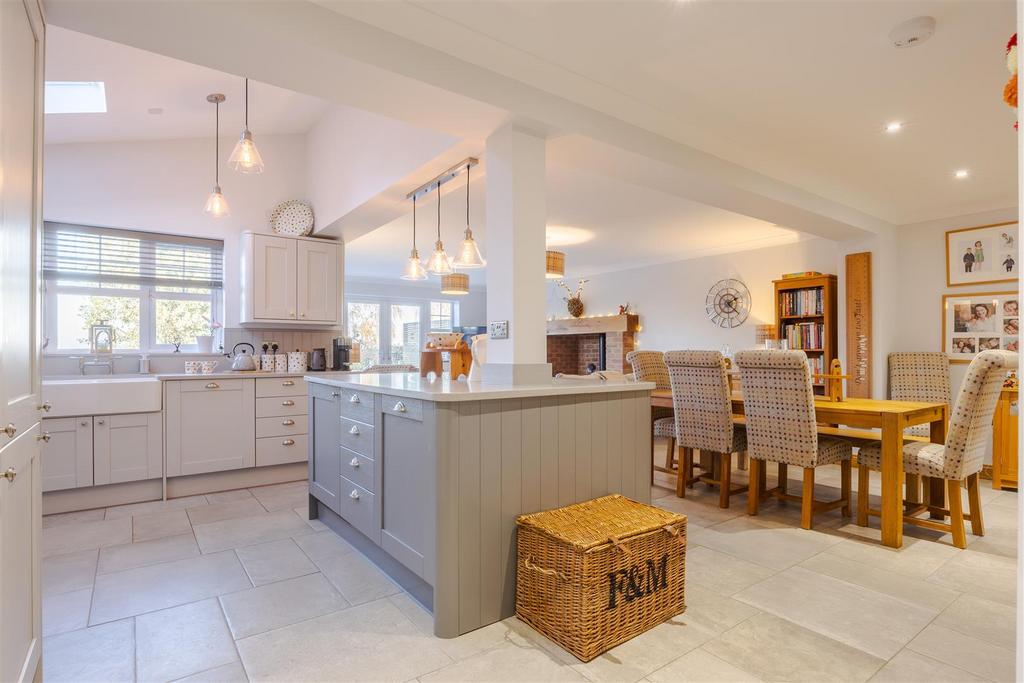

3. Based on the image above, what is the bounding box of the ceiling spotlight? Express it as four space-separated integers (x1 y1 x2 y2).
954 169 970 179
884 122 902 133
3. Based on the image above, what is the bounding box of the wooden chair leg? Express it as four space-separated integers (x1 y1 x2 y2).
906 474 921 505
719 452 731 509
758 459 767 497
856 465 869 527
665 437 676 472
841 459 851 517
736 451 748 471
946 478 967 549
800 467 815 530
676 447 691 498
966 473 985 537
778 463 788 495
747 458 761 516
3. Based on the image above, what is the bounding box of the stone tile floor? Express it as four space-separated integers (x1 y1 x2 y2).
41 456 1018 682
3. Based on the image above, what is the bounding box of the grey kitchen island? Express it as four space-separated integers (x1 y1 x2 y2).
304 371 655 638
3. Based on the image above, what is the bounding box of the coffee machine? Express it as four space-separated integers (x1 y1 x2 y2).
331 336 352 371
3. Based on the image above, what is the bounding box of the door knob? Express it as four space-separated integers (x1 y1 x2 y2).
349 457 360 468
81 420 89 427
36 432 51 442
349 395 360 404
2 424 16 438
2 468 16 482
96 419 105 426
349 425 359 435
349 490 360 500
38 401 52 412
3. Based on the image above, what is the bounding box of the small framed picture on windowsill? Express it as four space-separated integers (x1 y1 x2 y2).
945 221 1018 287
942 291 1019 363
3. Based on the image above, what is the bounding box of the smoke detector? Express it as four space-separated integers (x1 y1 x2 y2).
889 16 936 48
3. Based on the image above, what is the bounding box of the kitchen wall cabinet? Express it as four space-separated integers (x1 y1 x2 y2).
240 231 340 327
165 379 255 476
94 413 162 486
41 417 92 492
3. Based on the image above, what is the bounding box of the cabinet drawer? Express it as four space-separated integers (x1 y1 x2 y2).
382 395 423 422
256 415 308 438
179 378 250 393
256 376 306 398
339 416 374 457
340 477 376 540
256 396 307 418
339 388 374 424
256 434 308 467
340 447 374 492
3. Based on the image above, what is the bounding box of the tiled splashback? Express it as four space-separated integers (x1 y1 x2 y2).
42 327 342 376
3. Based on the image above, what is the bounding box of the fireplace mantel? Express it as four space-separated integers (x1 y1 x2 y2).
546 314 639 336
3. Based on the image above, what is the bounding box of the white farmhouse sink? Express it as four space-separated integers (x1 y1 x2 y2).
42 375 162 417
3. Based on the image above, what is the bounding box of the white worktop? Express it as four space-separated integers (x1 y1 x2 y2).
304 372 654 402
153 371 310 381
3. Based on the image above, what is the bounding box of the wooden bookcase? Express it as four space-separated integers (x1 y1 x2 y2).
773 274 838 395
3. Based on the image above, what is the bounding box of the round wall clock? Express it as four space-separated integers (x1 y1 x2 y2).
706 279 751 328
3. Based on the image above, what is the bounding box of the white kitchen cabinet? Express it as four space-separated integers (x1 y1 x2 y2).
165 379 255 476
40 417 92 492
240 231 340 326
94 412 162 486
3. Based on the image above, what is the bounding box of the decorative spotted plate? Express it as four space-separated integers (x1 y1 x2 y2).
269 200 314 236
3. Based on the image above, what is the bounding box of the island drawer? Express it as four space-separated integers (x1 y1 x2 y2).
340 447 374 492
339 388 374 424
340 477 377 540
340 416 374 457
256 415 308 438
256 377 306 398
382 395 423 422
256 434 308 467
256 396 306 418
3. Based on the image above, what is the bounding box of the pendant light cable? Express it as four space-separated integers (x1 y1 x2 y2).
413 195 417 247
215 98 220 187
436 181 442 242
244 78 249 130
466 164 470 230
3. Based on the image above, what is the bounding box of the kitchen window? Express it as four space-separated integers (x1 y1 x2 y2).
345 296 460 370
42 222 224 353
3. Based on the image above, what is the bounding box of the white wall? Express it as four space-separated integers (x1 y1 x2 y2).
43 134 313 327
345 276 486 328
547 237 840 353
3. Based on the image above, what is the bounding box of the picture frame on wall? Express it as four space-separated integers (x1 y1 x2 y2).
942 291 1018 363
945 221 1018 287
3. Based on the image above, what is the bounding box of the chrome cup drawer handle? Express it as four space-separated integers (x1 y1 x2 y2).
349 425 360 435
281 419 295 426
282 380 295 386
281 400 295 406
282 439 295 446
349 489 360 500
205 382 220 389
349 457 360 468
393 401 407 413
349 395 360 404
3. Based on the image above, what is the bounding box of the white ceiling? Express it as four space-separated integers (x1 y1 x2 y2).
345 162 801 279
44 27 330 144
326 0 1018 225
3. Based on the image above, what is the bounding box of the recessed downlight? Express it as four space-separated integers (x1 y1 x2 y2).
954 169 970 179
884 121 903 133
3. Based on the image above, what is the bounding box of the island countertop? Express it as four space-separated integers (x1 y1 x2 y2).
303 371 654 401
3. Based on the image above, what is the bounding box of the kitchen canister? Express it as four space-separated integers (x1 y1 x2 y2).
261 354 275 372
184 360 202 375
274 353 288 373
287 351 308 374
201 360 218 374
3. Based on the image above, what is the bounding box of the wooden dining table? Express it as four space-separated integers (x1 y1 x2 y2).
651 389 948 548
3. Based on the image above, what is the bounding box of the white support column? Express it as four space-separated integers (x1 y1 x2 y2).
482 127 551 384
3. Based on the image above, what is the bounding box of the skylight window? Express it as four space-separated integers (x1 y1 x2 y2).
44 81 107 114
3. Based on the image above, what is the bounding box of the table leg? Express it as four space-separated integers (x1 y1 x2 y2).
929 409 948 519
880 413 904 548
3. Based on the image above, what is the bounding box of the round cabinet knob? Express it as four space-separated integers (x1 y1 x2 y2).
349 395 360 404
38 401 52 412
282 439 295 446
330 392 340 398
349 457 360 468
349 490 360 500
2 467 16 482
96 420 105 426
80 420 89 427
36 432 51 442
2 424 16 438
348 425 360 435
393 401 407 413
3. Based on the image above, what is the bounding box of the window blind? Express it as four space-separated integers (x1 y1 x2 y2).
43 222 224 289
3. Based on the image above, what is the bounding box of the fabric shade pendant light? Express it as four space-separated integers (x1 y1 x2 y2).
452 163 485 269
228 78 265 174
440 272 469 295
546 250 565 279
401 195 428 280
426 181 453 275
203 93 230 218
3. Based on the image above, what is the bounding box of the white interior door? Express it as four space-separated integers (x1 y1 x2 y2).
296 239 337 322
253 234 296 320
0 1 44 681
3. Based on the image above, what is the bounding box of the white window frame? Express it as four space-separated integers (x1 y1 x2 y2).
344 295 461 368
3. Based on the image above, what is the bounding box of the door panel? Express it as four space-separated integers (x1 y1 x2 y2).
165 380 255 476
94 412 161 485
309 384 341 513
253 234 296 320
40 416 92 492
296 240 337 322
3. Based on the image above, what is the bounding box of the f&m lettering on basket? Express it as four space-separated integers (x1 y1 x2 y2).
607 553 669 610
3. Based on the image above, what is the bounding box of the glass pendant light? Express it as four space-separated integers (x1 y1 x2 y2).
401 196 428 280
452 163 486 269
426 181 453 275
228 78 265 174
203 93 230 218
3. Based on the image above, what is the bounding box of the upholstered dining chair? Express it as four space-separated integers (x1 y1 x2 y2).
857 349 1016 548
735 349 853 529
665 351 748 508
889 352 952 437
625 350 677 480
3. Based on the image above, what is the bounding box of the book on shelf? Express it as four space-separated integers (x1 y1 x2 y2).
807 355 824 380
779 288 824 316
782 321 824 351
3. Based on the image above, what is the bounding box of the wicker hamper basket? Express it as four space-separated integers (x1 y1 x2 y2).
515 494 687 662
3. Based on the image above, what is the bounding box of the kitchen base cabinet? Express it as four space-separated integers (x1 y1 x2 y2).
165 379 255 476
380 408 431 578
41 417 92 492
308 382 341 513
94 412 162 486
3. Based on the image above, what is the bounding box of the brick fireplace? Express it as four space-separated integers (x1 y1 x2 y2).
546 314 639 376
